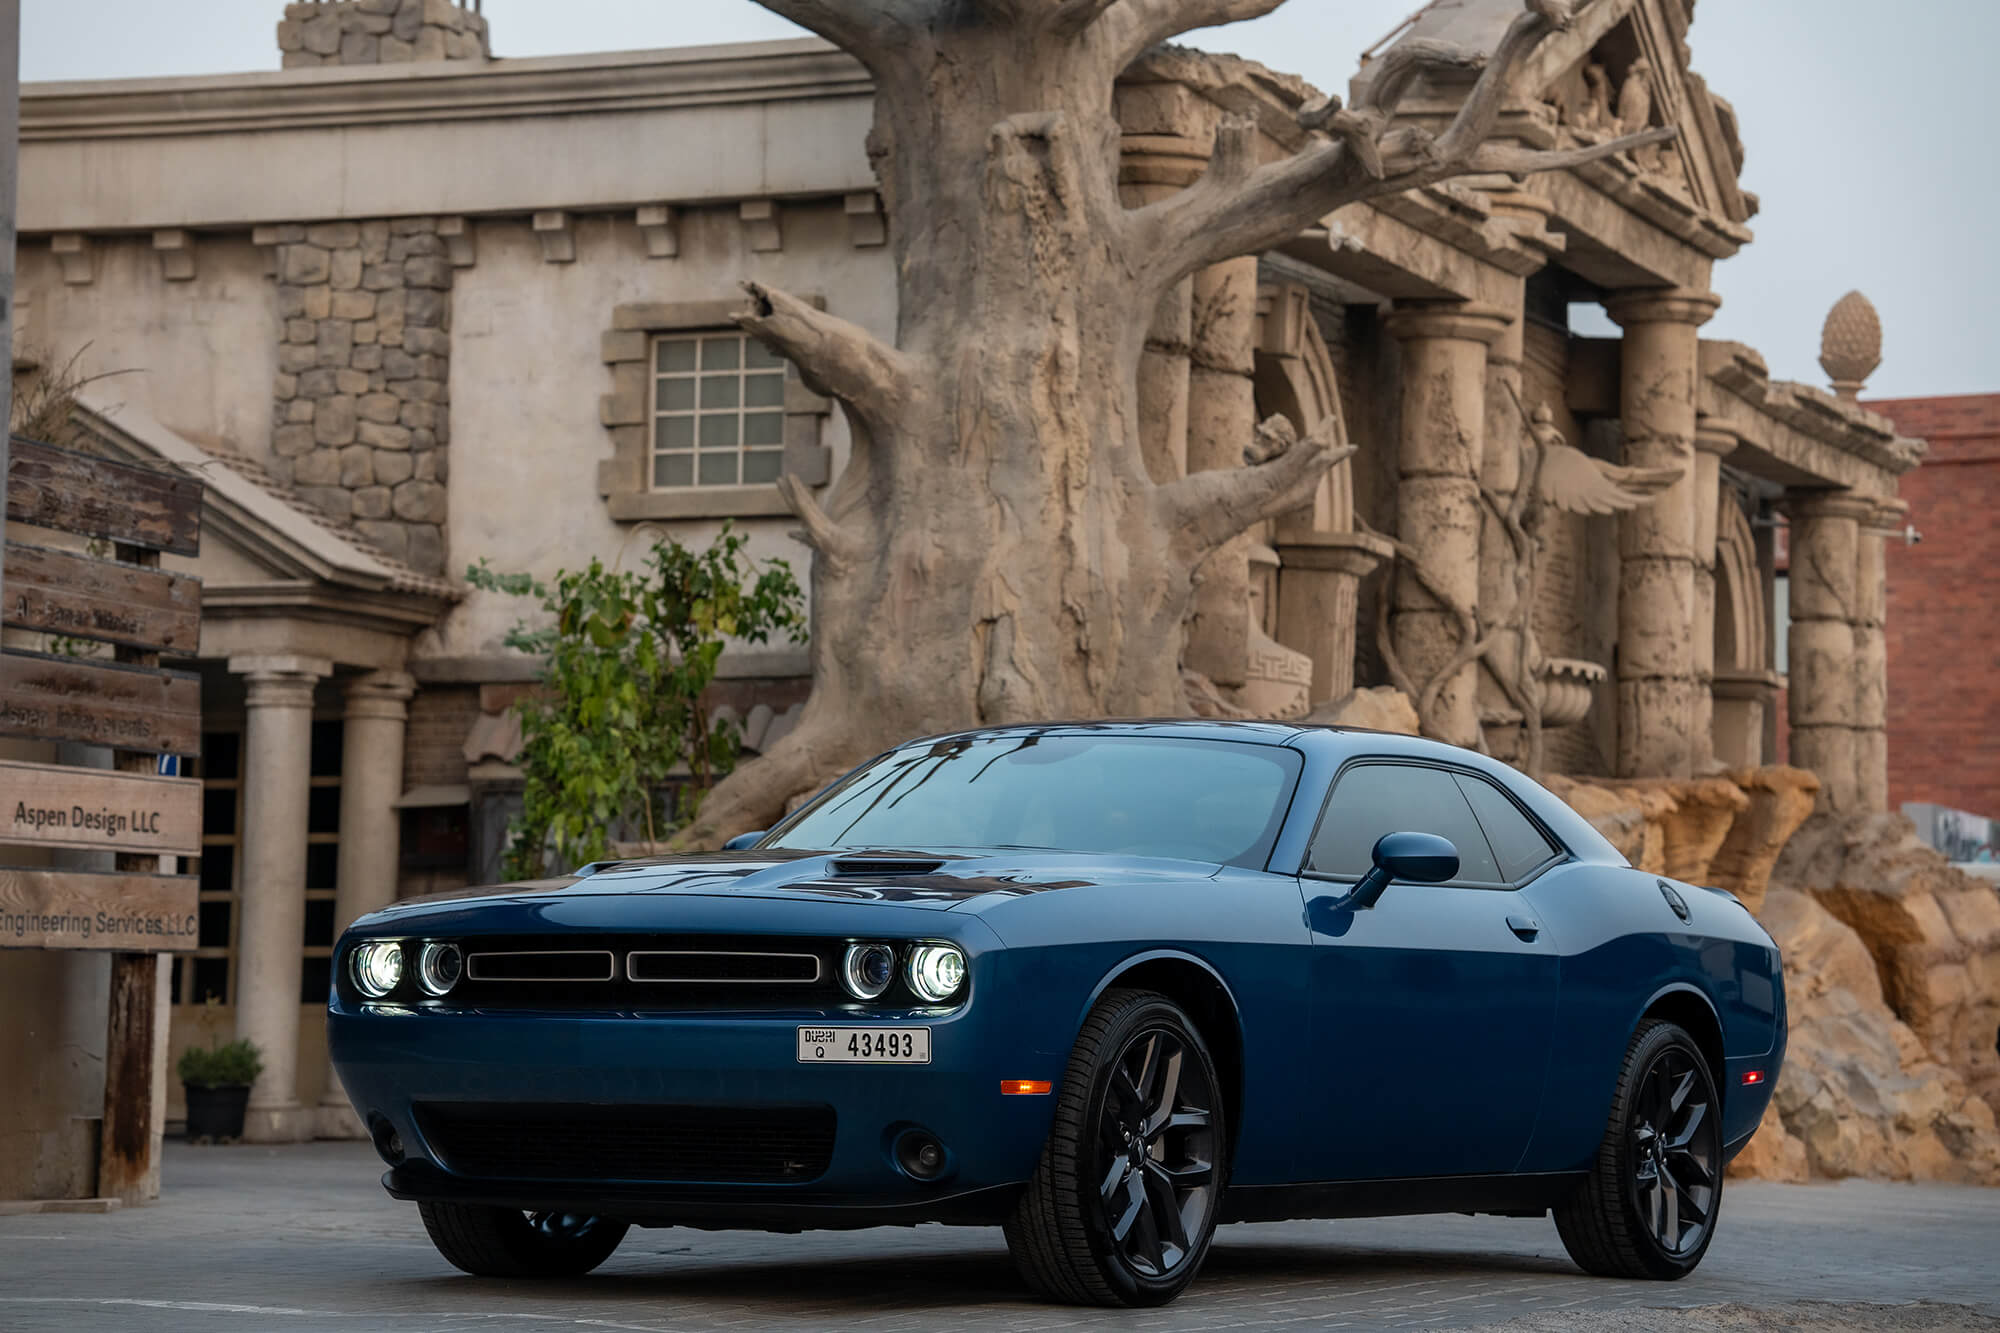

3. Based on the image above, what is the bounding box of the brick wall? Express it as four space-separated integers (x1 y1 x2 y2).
1865 393 2000 821
403 685 480 790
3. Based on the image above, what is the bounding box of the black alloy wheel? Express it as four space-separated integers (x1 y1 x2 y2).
1097 1026 1220 1279
1555 1019 1724 1280
1004 989 1228 1306
418 1200 630 1278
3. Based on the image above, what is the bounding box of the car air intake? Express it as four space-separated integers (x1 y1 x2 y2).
625 950 821 984
463 950 616 982
828 856 949 876
416 1102 836 1183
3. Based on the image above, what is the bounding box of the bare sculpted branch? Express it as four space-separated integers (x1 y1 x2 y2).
1134 2 1674 287
1102 0 1290 69
744 0 916 64
1159 415 1355 559
734 281 918 437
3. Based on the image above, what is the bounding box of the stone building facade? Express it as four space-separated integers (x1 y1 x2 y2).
6 0 1985 1194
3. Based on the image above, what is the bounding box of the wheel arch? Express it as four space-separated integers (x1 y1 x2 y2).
1083 951 1245 1157
1637 983 1727 1108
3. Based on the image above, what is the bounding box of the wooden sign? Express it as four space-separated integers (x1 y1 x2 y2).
0 868 198 952
3 542 202 654
0 760 201 856
6 436 202 557
0 651 202 756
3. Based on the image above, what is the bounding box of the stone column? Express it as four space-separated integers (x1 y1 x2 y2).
1118 132 1206 487
1605 288 1720 778
1690 421 1738 773
318 671 415 1137
1784 493 1871 812
1183 256 1262 688
1382 301 1512 747
1477 278 1530 756
1853 498 1902 812
1274 532 1396 703
230 657 329 1142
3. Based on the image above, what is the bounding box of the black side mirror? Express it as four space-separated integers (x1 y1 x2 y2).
721 831 768 853
1346 831 1459 910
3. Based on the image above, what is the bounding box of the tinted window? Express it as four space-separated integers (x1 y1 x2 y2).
1455 773 1561 882
1306 763 1500 883
767 734 1303 870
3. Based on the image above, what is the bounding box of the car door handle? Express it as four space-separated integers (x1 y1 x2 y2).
1506 914 1542 941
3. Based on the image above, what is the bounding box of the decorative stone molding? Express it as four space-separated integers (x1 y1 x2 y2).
596 296 834 522
50 233 93 285
265 217 455 574
436 216 475 268
531 210 575 264
739 200 783 254
636 206 679 259
843 193 886 248
152 229 196 282
278 0 490 70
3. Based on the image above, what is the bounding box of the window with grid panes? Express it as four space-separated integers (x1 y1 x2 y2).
649 332 787 489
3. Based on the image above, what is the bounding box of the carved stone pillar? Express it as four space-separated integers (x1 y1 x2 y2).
1119 132 1206 486
1690 422 1738 772
319 671 415 1137
1606 288 1721 778
1784 492 1872 812
1383 301 1512 747
1853 497 1903 812
229 655 329 1143
1183 256 1261 688
1275 532 1397 703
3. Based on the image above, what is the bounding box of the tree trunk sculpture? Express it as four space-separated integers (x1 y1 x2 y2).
685 0 1673 845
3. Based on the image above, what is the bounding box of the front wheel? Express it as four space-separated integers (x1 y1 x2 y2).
1003 988 1227 1307
1555 1019 1724 1280
418 1201 629 1278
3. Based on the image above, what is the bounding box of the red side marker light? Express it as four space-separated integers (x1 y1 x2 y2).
1742 1070 1765 1086
1001 1080 1053 1096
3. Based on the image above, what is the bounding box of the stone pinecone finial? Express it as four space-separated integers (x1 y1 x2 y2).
1819 290 1882 401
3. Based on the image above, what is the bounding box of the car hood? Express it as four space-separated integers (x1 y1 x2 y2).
372 848 1216 916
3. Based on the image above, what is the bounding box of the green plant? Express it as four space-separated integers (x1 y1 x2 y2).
176 1037 263 1089
468 523 804 879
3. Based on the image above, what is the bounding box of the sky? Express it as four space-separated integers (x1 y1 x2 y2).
19 0 1998 400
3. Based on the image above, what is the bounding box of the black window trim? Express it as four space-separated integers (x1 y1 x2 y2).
1297 757 1573 891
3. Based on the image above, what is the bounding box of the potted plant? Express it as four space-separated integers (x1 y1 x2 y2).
177 1037 263 1143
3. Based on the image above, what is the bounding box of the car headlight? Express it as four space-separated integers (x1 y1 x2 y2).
351 940 404 998
841 942 897 1000
417 941 462 997
906 943 966 1003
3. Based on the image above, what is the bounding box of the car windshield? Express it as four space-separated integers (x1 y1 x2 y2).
765 732 1302 869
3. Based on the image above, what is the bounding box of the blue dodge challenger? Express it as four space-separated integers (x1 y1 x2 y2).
329 721 1784 1306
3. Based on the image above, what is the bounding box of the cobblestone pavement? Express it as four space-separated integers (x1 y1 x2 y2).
1 1142 1995 1332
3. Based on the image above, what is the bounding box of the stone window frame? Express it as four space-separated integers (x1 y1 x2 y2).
599 298 833 521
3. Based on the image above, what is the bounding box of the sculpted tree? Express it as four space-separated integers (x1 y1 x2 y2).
687 0 1670 843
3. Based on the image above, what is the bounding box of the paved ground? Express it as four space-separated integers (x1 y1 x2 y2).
0 1142 1996 1332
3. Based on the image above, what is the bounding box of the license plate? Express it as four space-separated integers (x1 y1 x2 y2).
797 1026 931 1064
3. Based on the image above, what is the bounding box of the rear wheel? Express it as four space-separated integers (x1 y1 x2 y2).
1004 988 1227 1306
418 1201 628 1278
1555 1019 1723 1280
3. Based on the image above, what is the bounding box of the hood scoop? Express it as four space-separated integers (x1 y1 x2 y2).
827 855 950 877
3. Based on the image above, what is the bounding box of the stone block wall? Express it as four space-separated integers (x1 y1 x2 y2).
278 0 489 68
265 219 452 573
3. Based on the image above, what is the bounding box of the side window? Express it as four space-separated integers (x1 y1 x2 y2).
1306 764 1501 884
1454 774 1562 882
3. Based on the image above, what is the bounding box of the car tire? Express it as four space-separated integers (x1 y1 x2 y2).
1003 987 1228 1307
417 1202 629 1278
1555 1018 1724 1281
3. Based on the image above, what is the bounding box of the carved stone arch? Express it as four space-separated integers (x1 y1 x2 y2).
1713 494 1765 673
1252 283 1392 705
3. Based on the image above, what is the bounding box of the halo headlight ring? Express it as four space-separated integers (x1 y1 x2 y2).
351 940 405 999
841 942 898 1000
417 941 463 997
906 943 968 1003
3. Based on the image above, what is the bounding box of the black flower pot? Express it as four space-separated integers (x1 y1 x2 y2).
183 1083 251 1142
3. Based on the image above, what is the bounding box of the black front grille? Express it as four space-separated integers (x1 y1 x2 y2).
417 1102 837 1183
440 934 853 1010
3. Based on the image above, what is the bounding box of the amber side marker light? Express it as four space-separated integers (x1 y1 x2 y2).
1001 1080 1053 1096
1742 1070 1766 1086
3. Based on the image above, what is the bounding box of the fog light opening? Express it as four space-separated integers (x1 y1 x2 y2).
369 1115 406 1166
893 1129 947 1181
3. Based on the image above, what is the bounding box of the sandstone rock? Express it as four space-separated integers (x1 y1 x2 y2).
330 248 364 292
1544 775 1670 869
414 450 447 483
302 284 332 320
282 244 330 286
1725 1107 1807 1183
392 479 446 524
313 394 357 446
315 319 354 369
1708 765 1820 912
339 445 374 488
1303 686 1420 736
331 290 375 321
334 367 371 396
357 421 412 451
352 485 392 520
358 393 401 425
298 368 339 398
373 451 415 486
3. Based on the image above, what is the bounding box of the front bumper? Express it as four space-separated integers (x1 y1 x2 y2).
328 996 1065 1228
